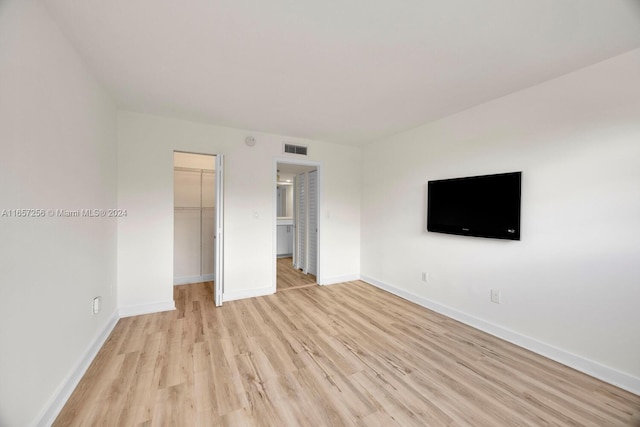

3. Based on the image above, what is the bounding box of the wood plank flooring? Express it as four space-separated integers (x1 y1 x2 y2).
54 281 640 426
276 257 316 291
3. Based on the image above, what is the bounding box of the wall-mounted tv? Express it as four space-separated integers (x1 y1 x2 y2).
427 172 521 240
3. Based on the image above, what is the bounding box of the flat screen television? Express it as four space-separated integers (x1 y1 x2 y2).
427 172 521 240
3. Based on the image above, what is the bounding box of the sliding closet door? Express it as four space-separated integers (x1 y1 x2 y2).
214 154 224 306
307 170 318 276
295 172 307 273
174 169 202 281
201 171 215 277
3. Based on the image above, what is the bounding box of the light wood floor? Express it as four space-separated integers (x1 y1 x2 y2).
54 281 640 426
276 257 316 291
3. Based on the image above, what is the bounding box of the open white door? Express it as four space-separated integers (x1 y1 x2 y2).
214 154 224 306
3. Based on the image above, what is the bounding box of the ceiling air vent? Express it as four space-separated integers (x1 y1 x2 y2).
283 143 308 156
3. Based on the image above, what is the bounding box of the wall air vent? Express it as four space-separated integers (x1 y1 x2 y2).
283 143 308 156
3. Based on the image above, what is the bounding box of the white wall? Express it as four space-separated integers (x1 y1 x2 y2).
0 1 118 425
361 49 640 391
117 111 360 311
174 151 216 170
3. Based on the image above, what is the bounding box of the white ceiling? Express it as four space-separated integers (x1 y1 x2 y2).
42 0 640 146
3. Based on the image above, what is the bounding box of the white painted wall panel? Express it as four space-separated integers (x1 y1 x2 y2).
361 49 640 383
174 170 201 207
202 172 215 208
202 208 215 275
173 209 201 278
0 1 117 425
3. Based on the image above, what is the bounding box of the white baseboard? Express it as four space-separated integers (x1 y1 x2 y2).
360 274 640 396
33 309 119 427
223 287 274 302
119 300 176 318
173 274 215 285
320 273 361 286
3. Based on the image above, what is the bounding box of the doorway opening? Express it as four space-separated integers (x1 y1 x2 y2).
173 152 224 306
276 161 319 292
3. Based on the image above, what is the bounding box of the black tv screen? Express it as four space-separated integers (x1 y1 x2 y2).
427 172 521 240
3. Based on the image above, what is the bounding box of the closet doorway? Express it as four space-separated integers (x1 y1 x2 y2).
275 161 319 292
174 152 224 306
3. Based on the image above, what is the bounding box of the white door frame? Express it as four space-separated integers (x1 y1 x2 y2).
214 154 224 306
273 157 322 293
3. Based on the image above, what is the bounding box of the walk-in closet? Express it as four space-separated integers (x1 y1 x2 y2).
173 152 216 285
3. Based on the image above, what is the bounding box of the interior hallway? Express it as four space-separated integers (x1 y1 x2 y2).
276 257 316 291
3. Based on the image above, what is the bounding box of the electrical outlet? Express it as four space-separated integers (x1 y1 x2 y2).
421 272 429 283
92 296 101 314
490 289 501 304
